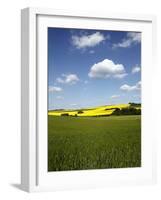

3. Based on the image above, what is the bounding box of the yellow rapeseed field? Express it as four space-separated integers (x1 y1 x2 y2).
48 104 130 117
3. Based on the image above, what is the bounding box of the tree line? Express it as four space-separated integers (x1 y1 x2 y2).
112 107 141 116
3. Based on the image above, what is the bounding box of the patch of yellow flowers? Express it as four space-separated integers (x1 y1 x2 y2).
48 104 130 117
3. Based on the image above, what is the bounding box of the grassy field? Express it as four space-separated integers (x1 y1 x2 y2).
48 115 141 171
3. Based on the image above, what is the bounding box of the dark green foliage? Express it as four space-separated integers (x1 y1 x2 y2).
50 109 65 112
48 115 141 171
94 114 110 117
77 110 84 114
129 102 141 107
112 107 141 115
61 113 69 116
104 108 115 111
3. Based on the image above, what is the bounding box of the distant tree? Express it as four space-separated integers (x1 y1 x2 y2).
112 107 141 115
61 113 69 116
129 102 141 107
77 110 84 114
112 108 121 115
135 109 141 115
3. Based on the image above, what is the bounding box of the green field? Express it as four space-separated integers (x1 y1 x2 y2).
48 115 141 171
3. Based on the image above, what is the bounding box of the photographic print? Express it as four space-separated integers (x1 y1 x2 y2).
48 27 141 172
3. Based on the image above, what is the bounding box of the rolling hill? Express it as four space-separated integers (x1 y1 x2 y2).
48 103 141 117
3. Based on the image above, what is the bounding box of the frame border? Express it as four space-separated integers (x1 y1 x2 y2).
21 7 157 192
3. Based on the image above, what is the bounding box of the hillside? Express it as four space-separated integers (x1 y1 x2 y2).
48 103 141 117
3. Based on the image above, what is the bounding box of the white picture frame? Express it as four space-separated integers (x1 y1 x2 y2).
21 7 157 192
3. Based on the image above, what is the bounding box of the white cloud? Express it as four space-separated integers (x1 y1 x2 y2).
88 59 127 79
70 103 78 106
56 78 65 84
56 96 64 100
111 95 120 99
89 50 95 54
132 65 141 74
120 81 141 92
72 32 106 49
113 73 128 78
49 86 62 93
57 74 79 84
113 32 141 48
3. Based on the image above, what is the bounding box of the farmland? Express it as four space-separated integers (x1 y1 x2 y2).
48 103 141 117
48 114 141 171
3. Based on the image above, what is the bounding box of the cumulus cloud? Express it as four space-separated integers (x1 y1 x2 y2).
113 73 128 78
49 86 62 93
72 32 106 49
88 59 127 79
120 81 141 92
111 95 120 99
113 32 141 48
132 65 141 74
57 74 79 84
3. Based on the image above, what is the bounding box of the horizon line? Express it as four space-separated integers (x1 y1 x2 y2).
48 102 141 111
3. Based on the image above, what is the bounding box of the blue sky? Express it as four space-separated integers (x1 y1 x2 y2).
48 28 141 110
